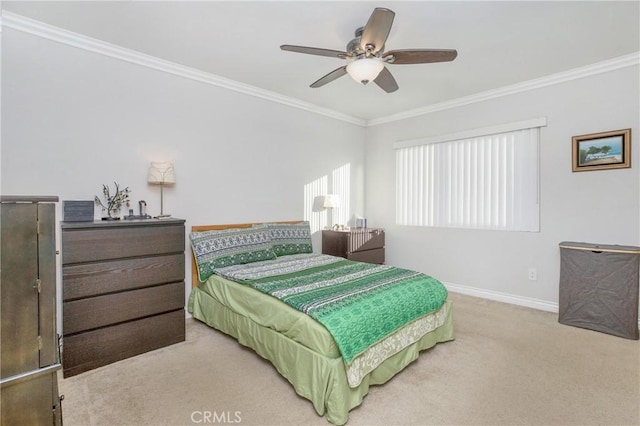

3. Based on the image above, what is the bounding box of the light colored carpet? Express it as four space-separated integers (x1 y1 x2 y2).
59 293 640 426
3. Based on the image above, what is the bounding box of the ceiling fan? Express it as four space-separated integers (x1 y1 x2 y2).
280 7 458 93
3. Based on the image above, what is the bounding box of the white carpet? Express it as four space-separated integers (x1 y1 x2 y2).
59 292 640 425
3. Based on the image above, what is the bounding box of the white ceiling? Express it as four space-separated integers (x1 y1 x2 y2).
3 1 639 123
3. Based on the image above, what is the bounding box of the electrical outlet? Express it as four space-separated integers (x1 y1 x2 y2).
528 268 537 281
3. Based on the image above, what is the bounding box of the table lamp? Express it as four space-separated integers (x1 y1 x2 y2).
323 194 340 228
147 162 175 218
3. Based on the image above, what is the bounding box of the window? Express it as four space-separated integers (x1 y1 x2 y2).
395 118 546 231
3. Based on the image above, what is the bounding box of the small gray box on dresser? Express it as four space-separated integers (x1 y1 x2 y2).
63 200 94 222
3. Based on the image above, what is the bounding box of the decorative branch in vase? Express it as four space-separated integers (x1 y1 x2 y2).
95 182 131 220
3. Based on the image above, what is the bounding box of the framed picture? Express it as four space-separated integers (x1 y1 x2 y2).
572 128 631 172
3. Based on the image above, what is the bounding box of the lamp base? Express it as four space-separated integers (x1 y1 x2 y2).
155 214 172 219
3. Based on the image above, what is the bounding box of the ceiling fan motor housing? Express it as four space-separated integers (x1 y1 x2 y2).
347 27 383 57
346 27 364 54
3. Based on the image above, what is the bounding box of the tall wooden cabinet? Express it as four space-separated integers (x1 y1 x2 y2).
1 196 63 425
61 218 186 377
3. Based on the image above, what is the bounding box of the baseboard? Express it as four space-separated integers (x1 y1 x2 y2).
444 281 559 312
443 281 640 328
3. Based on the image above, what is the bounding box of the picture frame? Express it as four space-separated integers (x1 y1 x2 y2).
572 128 631 172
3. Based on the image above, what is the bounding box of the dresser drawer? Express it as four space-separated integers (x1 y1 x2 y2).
347 248 385 264
62 223 184 264
63 281 184 335
322 229 385 264
322 232 348 257
349 230 385 253
62 253 184 301
62 310 185 377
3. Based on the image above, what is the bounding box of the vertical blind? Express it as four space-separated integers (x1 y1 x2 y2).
395 123 542 231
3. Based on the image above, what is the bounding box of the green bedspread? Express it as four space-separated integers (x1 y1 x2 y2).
214 254 448 364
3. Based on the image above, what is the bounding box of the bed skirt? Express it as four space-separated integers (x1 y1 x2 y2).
188 287 455 425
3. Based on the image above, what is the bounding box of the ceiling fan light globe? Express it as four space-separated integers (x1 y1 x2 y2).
346 58 384 85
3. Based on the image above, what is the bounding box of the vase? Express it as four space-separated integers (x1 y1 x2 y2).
101 208 121 221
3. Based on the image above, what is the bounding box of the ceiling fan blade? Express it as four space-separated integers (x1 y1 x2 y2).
374 67 399 93
383 49 458 64
280 45 349 59
360 8 395 54
310 66 348 88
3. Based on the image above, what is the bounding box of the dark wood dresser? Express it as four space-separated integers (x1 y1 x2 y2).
61 218 186 377
322 228 385 264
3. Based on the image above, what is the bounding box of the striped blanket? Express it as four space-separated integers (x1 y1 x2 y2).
214 254 448 364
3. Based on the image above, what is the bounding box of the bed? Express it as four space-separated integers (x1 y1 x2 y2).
188 221 454 425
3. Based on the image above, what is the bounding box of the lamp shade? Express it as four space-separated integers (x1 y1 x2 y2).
346 58 384 85
323 194 340 209
147 162 176 185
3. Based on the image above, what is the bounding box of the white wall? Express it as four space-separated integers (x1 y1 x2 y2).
1 28 366 315
3 21 639 327
365 66 640 310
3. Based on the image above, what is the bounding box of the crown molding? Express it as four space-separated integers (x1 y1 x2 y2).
0 11 367 127
2 11 637 129
368 51 640 127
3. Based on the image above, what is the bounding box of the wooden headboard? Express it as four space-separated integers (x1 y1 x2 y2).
190 221 302 288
